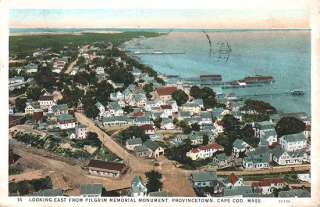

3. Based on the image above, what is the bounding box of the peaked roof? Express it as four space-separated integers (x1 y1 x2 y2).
228 173 239 185
155 86 177 96
252 178 285 187
281 132 306 142
233 139 249 149
143 140 160 151
127 137 143 145
57 114 74 121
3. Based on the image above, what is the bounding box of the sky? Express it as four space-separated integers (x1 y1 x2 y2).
9 0 310 29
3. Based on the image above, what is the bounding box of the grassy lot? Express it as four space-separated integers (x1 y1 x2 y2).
9 176 52 196
241 170 310 182
10 32 161 57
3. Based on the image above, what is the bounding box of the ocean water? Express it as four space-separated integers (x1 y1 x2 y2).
124 31 311 115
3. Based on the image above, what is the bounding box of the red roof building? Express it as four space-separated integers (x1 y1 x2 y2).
141 124 155 135
252 178 285 187
228 173 239 185
155 86 177 97
160 105 172 110
191 143 224 153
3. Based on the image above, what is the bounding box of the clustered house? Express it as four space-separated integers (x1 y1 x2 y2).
154 85 177 101
87 160 127 178
186 143 224 160
9 38 312 198
57 114 77 130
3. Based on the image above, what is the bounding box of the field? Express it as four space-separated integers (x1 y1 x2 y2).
9 32 161 57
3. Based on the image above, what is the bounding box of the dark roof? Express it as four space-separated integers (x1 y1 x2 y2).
143 140 160 151
87 160 126 172
32 188 63 196
80 184 103 195
39 95 54 101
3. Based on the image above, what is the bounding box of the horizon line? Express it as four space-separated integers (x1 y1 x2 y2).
9 27 311 31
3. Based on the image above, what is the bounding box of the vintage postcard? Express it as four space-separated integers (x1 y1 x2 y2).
1 0 319 206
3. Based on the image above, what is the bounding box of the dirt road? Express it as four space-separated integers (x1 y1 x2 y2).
75 112 196 196
64 45 89 74
215 164 311 176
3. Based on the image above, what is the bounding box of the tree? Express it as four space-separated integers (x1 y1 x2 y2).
143 83 153 94
118 126 149 143
203 135 209 145
203 95 216 109
15 97 27 112
85 104 99 119
275 117 306 137
190 86 202 99
172 89 189 106
222 114 241 133
153 117 162 129
241 99 277 115
26 86 42 100
215 135 236 156
145 170 162 193
191 123 200 131
123 106 134 114
179 120 192 134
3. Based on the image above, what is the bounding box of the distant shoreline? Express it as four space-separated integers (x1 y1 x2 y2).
9 27 311 35
9 31 123 36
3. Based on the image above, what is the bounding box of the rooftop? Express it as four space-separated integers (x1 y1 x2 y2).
281 132 306 143
190 171 217 182
80 184 103 195
87 160 126 172
155 86 177 96
32 188 63 197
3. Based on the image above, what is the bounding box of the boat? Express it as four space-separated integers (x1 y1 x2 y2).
290 89 304 96
200 74 222 81
225 93 239 101
239 75 273 84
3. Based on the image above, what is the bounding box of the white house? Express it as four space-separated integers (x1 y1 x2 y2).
259 129 277 147
180 99 203 115
225 173 244 188
297 173 311 183
272 146 305 165
24 102 42 115
232 139 251 157
107 102 124 117
25 63 38 73
166 100 179 113
186 143 224 160
160 118 175 130
126 137 143 151
38 95 56 110
155 86 177 101
143 140 165 158
242 147 271 169
75 124 87 139
103 116 129 127
95 101 106 118
252 121 274 138
131 176 147 197
95 67 105 75
57 114 76 130
160 105 173 118
252 178 286 195
279 132 307 152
